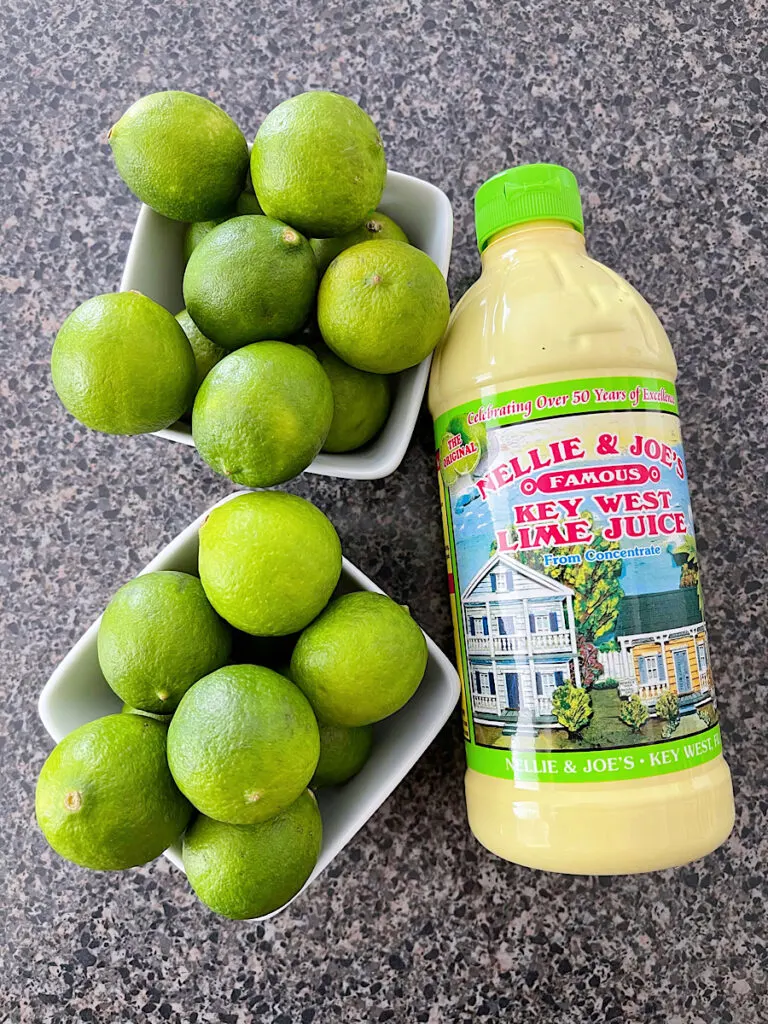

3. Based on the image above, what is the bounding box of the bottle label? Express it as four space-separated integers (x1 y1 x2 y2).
435 376 722 784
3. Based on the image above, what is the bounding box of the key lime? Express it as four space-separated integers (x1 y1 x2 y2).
108 91 248 222
98 571 232 714
235 190 262 215
318 239 450 373
251 91 386 237
183 215 317 351
175 309 226 400
311 211 408 274
290 591 428 726
167 665 320 824
312 722 373 788
183 218 227 264
51 292 196 435
182 192 263 263
192 341 333 487
35 714 192 870
438 431 480 483
198 492 342 636
312 344 391 453
183 790 321 919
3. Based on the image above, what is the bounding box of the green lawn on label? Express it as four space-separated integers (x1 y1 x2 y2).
477 688 709 751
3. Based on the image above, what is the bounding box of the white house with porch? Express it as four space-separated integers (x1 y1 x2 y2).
461 554 581 725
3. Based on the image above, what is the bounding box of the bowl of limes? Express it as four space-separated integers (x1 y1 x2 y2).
50 90 453 483
37 492 460 920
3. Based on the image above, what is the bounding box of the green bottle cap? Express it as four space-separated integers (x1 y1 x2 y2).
474 163 584 251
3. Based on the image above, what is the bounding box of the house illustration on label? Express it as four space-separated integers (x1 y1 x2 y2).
461 553 581 725
462 554 713 728
604 589 712 705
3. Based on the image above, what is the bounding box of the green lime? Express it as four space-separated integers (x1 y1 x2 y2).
167 665 320 824
312 722 373 788
290 592 428 726
120 703 173 725
35 714 192 870
192 342 333 487
182 192 263 264
251 91 387 237
235 191 262 215
439 429 480 481
440 414 488 482
312 343 391 453
198 492 342 636
108 91 248 221
183 790 321 919
97 571 232 714
183 218 227 264
183 216 317 351
311 211 408 274
51 292 196 434
175 309 226 397
318 240 450 374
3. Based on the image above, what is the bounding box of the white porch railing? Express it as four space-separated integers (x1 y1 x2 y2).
493 635 527 654
471 693 499 712
466 634 527 655
530 631 572 652
638 682 668 701
473 691 561 718
534 695 553 716
465 632 573 656
466 636 492 654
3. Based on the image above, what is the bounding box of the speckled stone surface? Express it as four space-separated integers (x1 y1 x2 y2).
2 2 767 1021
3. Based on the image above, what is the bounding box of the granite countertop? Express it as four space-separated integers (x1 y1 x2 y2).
2 1 766 1021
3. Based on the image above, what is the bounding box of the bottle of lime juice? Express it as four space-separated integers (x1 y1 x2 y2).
429 164 734 873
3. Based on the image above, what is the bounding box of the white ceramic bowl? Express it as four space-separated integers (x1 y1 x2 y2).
120 170 454 480
38 493 460 920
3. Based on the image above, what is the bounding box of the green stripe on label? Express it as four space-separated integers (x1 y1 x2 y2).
466 725 722 782
434 376 678 440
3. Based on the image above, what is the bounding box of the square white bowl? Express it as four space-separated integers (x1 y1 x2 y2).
38 493 460 920
120 170 454 480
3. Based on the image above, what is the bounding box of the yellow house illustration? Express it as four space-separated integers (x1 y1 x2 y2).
605 589 713 707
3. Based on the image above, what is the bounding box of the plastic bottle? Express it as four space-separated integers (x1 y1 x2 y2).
429 164 734 873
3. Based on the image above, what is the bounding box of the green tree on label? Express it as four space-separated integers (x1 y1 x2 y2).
551 684 593 738
538 518 624 644
655 690 681 738
671 534 704 612
620 694 649 732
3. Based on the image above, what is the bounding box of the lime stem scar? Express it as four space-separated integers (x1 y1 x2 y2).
64 790 82 812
